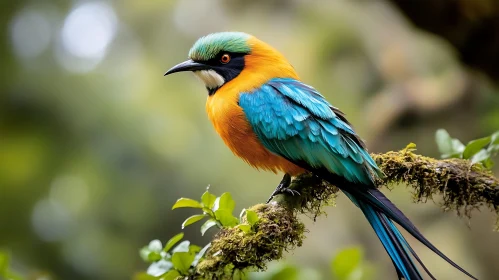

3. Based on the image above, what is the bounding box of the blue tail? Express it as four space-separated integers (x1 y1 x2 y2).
347 192 427 279
342 188 477 280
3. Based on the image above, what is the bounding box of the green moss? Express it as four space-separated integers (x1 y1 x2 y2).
372 147 499 223
196 204 305 279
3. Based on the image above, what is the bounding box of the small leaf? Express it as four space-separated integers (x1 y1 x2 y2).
147 251 162 262
215 209 238 227
192 243 211 267
146 259 173 277
148 239 163 252
471 149 491 165
436 129 453 156
218 193 236 212
172 198 202 210
164 233 184 253
404 142 417 152
171 241 190 254
245 210 259 226
189 244 201 254
451 139 465 156
463 136 491 159
139 246 151 262
237 224 251 233
331 247 363 280
491 131 499 145
201 191 217 209
201 219 218 236
436 129 465 158
171 252 195 275
182 214 206 229
159 270 181 280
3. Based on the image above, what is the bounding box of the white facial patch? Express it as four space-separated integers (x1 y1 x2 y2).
193 70 225 89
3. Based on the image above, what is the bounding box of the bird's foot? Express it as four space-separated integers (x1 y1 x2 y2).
266 174 300 203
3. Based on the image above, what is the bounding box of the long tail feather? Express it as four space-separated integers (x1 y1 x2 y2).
320 172 477 279
347 192 423 280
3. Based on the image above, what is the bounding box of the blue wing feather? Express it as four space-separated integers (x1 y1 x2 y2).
239 78 382 185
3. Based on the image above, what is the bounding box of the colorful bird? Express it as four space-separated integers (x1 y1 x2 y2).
165 32 476 280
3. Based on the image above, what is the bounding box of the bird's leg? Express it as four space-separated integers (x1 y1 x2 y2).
266 173 300 203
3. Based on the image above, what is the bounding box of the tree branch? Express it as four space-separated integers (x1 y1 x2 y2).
194 146 499 279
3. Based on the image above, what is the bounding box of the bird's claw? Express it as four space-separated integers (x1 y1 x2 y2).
281 187 300 197
266 174 300 203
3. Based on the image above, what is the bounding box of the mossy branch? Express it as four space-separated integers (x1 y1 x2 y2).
193 147 499 279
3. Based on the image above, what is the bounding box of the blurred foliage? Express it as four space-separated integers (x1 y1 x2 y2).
436 129 499 168
1 0 499 279
0 251 23 280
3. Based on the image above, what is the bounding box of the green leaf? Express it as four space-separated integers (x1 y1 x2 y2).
216 192 235 212
148 239 163 252
148 251 162 262
463 136 491 159
331 247 363 280
182 214 206 229
171 252 195 275
245 210 259 226
436 129 453 156
201 219 218 236
146 260 173 277
171 241 190 254
201 191 217 209
435 129 465 158
491 131 499 145
404 142 417 152
159 270 181 280
471 149 491 165
188 244 201 254
215 209 238 227
192 243 211 267
237 224 251 233
164 233 184 253
140 240 163 263
172 198 202 210
451 139 465 156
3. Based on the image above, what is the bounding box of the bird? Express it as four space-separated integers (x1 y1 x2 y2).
164 32 476 280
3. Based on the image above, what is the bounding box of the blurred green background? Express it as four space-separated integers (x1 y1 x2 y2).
1 0 499 279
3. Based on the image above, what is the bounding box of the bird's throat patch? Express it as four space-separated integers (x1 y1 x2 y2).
193 70 225 94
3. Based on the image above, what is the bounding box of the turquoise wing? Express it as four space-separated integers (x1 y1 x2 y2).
238 78 382 185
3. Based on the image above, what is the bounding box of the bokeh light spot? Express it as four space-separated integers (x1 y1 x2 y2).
10 8 52 59
57 2 118 73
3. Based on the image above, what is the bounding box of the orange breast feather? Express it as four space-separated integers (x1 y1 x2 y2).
205 37 305 176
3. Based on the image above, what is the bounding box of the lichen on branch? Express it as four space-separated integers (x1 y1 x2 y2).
194 146 499 279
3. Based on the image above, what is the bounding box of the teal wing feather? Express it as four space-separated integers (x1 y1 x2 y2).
238 78 382 185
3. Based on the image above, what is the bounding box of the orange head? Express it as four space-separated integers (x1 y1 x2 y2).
164 32 299 95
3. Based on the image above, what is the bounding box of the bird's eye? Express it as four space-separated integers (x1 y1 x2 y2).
220 54 231 64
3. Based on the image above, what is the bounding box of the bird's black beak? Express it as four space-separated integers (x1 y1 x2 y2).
164 60 209 76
